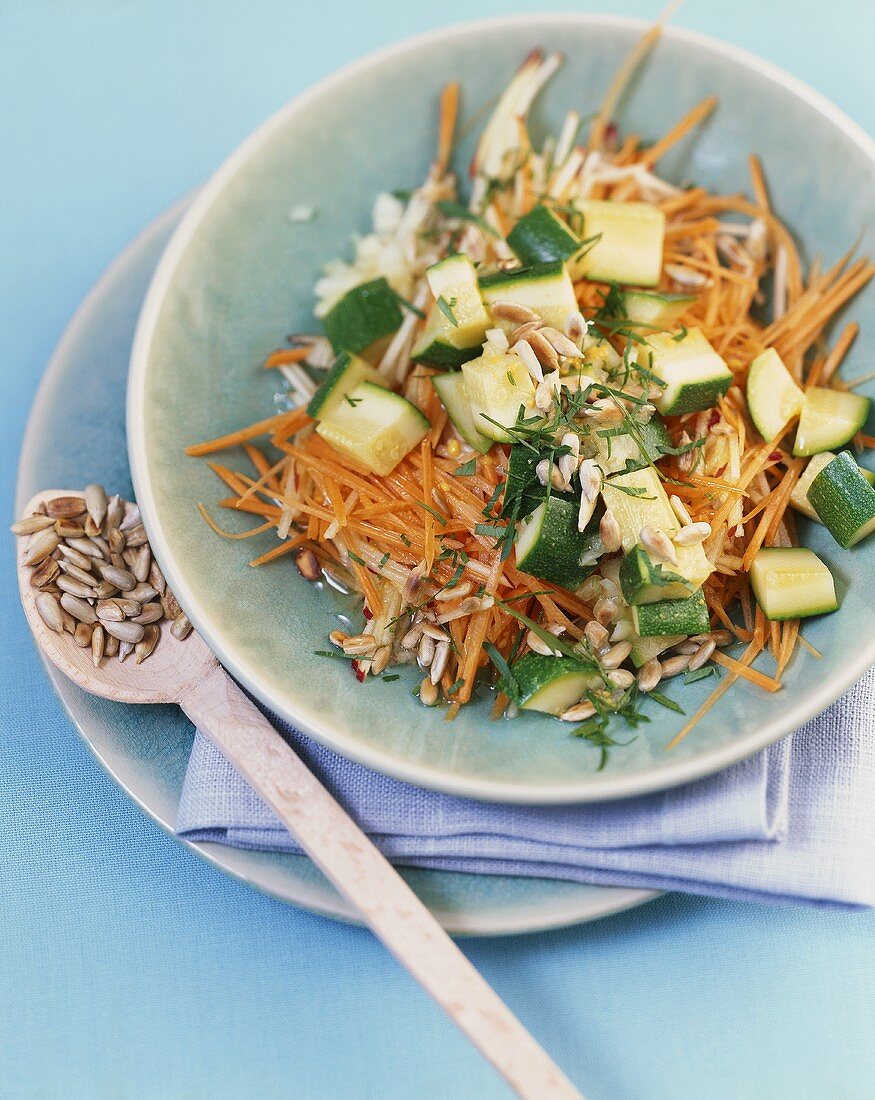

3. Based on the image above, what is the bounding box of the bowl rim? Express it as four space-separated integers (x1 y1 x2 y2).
128 12 875 804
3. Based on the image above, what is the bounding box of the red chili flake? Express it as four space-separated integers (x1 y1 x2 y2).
351 660 365 683
769 451 782 461
714 465 726 477
605 122 619 148
363 606 373 620
708 410 720 428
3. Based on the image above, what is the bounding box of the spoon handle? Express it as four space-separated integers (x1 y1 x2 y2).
180 664 583 1100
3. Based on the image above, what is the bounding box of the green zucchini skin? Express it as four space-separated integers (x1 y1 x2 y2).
507 204 582 268
631 589 710 637
430 372 492 454
478 259 567 291
323 277 403 355
749 547 838 620
411 340 481 368
808 451 875 548
499 653 599 715
307 351 382 419
515 496 594 588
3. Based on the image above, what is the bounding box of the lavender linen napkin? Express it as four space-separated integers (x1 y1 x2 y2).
177 668 875 908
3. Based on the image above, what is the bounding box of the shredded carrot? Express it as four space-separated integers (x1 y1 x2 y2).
264 347 311 369
185 27 872 747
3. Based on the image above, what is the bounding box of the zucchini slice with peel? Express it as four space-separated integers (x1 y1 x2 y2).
750 547 838 620
746 348 805 441
808 450 875 547
500 653 601 716
315 381 429 476
793 387 870 457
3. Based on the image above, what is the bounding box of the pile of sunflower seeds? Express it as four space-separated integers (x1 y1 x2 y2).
12 485 191 667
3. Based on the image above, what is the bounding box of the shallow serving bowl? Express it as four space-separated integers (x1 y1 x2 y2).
129 14 875 804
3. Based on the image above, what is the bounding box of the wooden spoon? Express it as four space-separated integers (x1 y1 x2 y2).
17 490 583 1100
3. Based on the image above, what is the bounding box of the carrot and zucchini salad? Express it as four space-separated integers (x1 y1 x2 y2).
188 32 875 754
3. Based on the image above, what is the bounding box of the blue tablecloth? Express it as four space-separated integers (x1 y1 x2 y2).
3 3 874 1097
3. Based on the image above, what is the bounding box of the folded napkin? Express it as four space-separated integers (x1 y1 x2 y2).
177 667 875 909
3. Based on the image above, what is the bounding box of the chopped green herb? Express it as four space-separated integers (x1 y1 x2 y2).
379 551 391 568
454 458 477 477
648 690 685 714
447 678 465 696
416 501 447 525
382 674 401 682
683 665 718 685
391 290 426 319
436 295 459 327
344 395 362 408
436 200 499 238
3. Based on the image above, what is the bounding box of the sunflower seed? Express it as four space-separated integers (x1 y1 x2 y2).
102 619 145 644
170 612 192 640
108 527 126 555
640 524 679 566
118 640 134 662
559 701 597 722
74 622 94 648
509 319 545 345
57 576 96 599
127 583 157 603
95 600 126 622
563 310 589 344
676 432 695 473
599 510 622 553
104 494 125 534
11 513 55 536
601 640 632 669
417 634 435 668
91 623 105 667
371 645 391 676
88 534 110 558
295 548 321 581
35 592 65 632
527 329 561 372
46 495 86 519
84 515 101 537
55 518 86 538
131 546 151 583
65 537 103 559
93 580 119 600
690 629 733 648
135 625 160 664
104 633 120 658
490 301 540 324
434 581 472 602
60 593 97 625
84 483 107 528
147 560 166 596
24 528 60 566
660 654 691 678
669 494 693 526
400 625 423 650
637 658 663 693
688 639 716 671
162 589 182 619
429 640 450 684
419 676 439 706
96 563 135 591
58 560 98 586
132 602 163 625
542 327 584 359
593 597 620 626
526 629 563 657
513 338 544 383
30 557 60 589
341 633 377 657
584 620 610 652
607 668 635 689
673 522 712 546
123 523 148 547
119 505 141 530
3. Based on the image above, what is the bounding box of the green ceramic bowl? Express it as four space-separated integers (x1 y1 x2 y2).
129 15 875 803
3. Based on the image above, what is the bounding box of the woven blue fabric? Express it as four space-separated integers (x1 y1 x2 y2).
178 669 874 907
